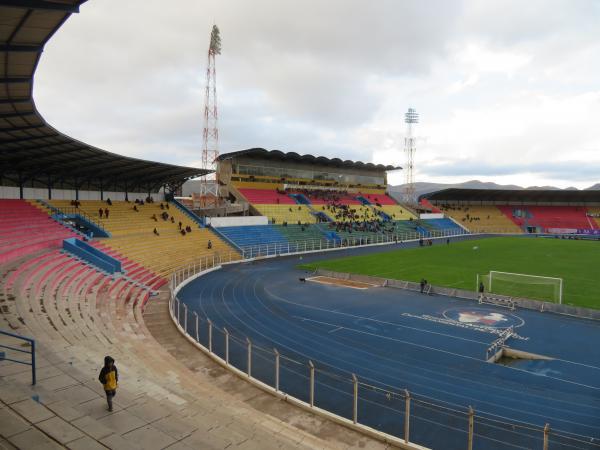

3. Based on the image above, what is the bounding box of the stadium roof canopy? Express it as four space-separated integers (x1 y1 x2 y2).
217 148 401 172
0 0 207 195
422 188 600 204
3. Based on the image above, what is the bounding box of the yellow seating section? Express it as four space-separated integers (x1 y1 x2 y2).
587 207 600 228
438 205 522 233
253 204 317 224
380 205 417 220
48 200 239 276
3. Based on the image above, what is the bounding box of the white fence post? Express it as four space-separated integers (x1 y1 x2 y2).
352 374 358 424
404 390 411 443
246 338 252 377
274 348 280 392
208 319 213 352
224 328 229 364
309 360 315 407
183 304 188 333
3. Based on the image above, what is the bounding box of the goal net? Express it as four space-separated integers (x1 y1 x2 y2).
477 271 563 304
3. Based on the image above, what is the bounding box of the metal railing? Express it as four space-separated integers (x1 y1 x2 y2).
166 234 598 450
0 330 36 385
237 228 469 259
38 200 106 232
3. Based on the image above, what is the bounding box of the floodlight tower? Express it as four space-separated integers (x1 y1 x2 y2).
200 25 221 202
404 108 419 204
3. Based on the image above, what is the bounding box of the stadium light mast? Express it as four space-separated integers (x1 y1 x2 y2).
200 24 221 205
404 108 419 205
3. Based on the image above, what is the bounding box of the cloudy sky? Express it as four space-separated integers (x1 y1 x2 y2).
35 0 600 189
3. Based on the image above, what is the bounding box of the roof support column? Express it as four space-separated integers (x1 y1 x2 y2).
47 175 52 200
18 173 24 200
74 178 80 201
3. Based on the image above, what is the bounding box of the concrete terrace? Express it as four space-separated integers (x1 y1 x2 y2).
0 249 392 450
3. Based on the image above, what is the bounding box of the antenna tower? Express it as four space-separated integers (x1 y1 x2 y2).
404 108 419 204
200 25 221 204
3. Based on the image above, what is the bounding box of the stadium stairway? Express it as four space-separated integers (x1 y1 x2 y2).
0 249 386 450
587 207 600 229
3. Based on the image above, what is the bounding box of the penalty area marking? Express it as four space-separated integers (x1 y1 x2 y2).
306 276 377 290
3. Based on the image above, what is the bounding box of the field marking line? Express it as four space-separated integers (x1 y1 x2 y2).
193 268 600 428
306 276 373 289
264 284 491 345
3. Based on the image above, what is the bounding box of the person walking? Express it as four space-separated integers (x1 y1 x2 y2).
478 281 485 300
104 208 109 219
98 356 118 412
420 278 427 294
98 208 103 219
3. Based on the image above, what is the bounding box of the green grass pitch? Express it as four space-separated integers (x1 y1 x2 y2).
300 237 600 309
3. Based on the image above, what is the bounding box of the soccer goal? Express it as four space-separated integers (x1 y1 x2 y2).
477 271 563 304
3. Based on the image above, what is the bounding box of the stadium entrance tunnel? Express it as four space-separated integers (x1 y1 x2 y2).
488 347 554 368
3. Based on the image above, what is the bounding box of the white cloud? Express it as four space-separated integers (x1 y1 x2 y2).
33 0 600 189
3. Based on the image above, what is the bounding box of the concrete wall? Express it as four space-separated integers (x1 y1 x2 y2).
207 216 269 227
420 213 444 219
0 185 161 201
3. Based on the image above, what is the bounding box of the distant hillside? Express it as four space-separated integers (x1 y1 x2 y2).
388 180 523 197
388 180 600 197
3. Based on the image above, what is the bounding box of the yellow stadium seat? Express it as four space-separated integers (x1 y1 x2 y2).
438 205 522 233
47 200 240 276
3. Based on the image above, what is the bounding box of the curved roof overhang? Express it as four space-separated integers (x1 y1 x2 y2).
421 188 600 204
0 0 207 192
217 148 401 172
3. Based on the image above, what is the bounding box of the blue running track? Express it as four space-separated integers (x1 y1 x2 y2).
178 241 600 450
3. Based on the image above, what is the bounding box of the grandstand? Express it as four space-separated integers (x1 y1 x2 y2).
213 148 452 245
423 188 600 234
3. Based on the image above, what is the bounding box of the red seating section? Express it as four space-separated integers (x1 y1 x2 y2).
302 193 362 205
238 187 400 207
497 205 596 231
0 199 77 264
360 193 397 205
238 189 296 204
419 198 442 213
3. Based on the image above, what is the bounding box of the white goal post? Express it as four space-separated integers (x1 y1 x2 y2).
477 270 563 304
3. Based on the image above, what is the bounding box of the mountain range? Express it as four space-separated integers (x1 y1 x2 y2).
388 180 600 197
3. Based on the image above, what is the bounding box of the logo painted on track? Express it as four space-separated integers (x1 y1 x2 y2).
442 307 524 329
